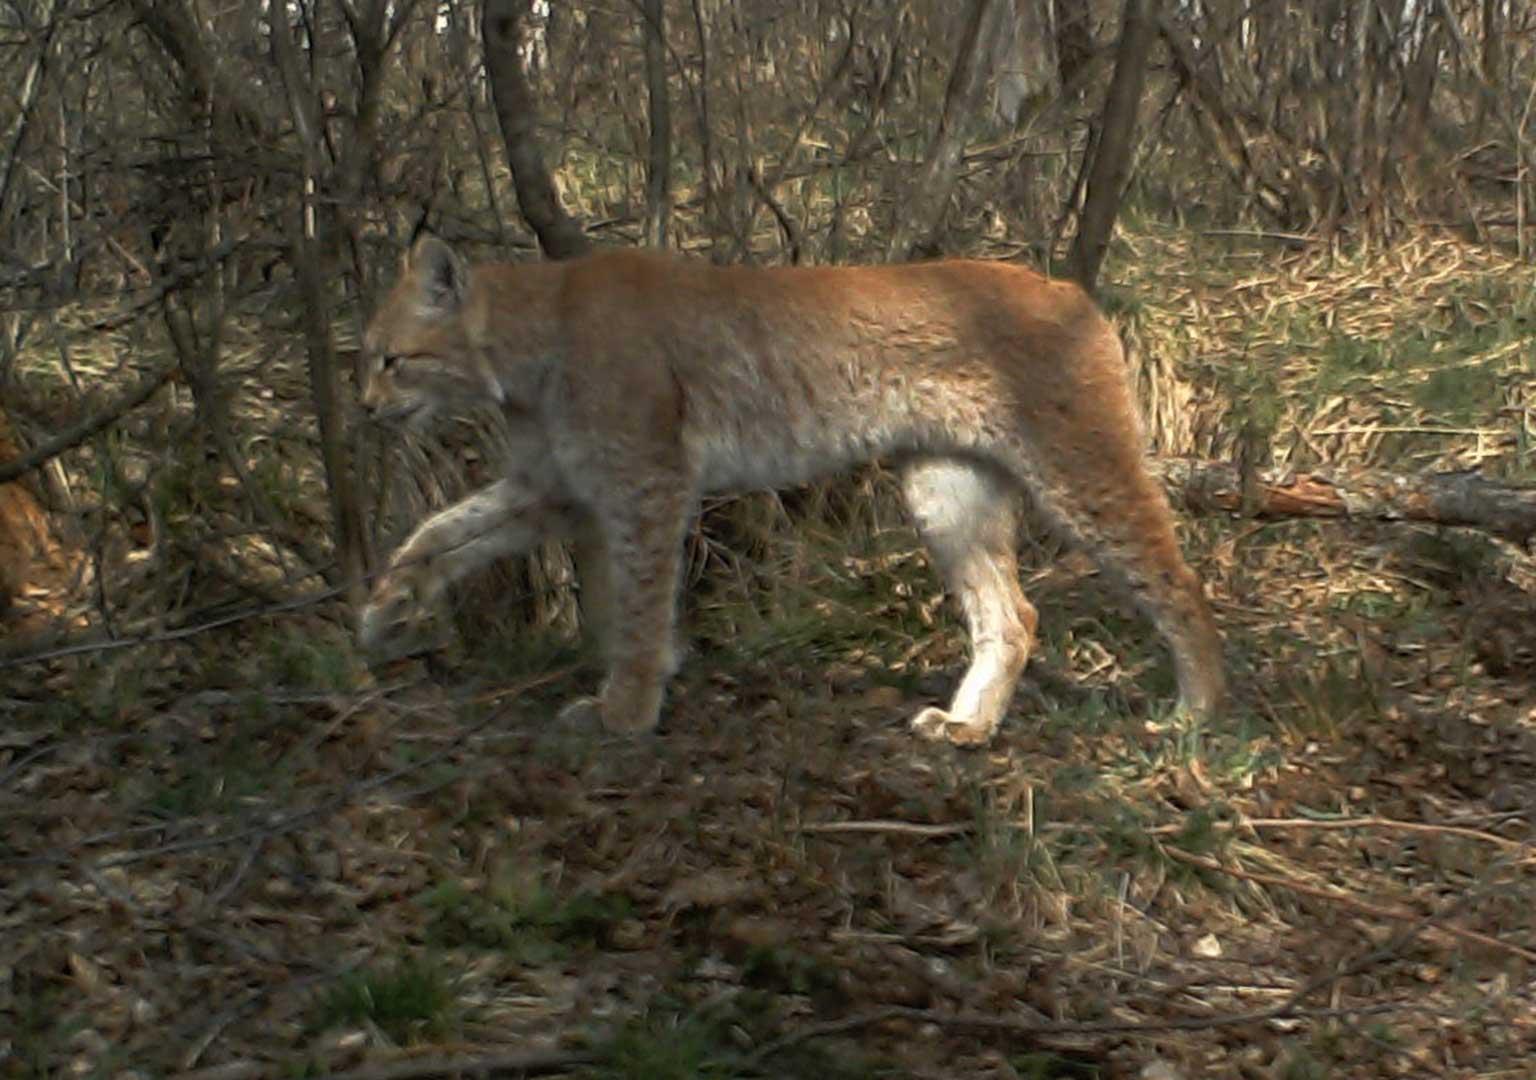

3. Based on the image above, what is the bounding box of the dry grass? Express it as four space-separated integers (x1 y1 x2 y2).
3 226 1536 1078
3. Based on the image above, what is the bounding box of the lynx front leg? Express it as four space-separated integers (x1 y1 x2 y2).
556 480 692 735
359 478 577 653
902 458 1036 748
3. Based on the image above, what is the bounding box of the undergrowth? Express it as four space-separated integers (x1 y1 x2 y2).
3 227 1533 1078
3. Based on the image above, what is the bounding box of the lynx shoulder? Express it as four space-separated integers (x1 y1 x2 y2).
358 237 1224 746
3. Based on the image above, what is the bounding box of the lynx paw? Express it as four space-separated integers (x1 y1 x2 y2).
357 574 436 657
555 693 661 735
909 706 995 748
556 695 605 731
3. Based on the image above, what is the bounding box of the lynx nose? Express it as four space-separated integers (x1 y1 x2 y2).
358 379 383 417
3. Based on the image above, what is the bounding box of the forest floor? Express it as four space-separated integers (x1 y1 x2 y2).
3 227 1535 1079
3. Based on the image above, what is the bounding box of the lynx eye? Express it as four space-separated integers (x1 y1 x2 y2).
380 353 402 373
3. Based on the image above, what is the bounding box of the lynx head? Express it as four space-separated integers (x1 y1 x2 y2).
360 236 504 425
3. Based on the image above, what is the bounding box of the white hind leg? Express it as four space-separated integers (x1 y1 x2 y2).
901 457 1037 747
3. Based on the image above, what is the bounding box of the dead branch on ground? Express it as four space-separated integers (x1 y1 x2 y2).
1158 459 1536 545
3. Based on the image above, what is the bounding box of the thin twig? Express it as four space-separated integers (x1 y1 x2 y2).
748 1001 1446 1066
1148 814 1531 855
1307 425 1505 436
0 361 178 485
798 820 972 838
0 582 349 668
80 235 243 332
1246 815 1530 854
207 835 267 908
1164 847 1536 964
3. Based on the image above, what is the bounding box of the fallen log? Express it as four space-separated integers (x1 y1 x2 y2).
1156 459 1536 545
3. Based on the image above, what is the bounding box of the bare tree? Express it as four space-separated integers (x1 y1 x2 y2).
884 0 1009 262
126 0 273 141
0 0 58 232
1068 0 1154 291
641 0 673 248
482 0 590 259
4 0 1534 671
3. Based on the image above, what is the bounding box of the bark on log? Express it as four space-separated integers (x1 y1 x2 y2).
1157 459 1536 545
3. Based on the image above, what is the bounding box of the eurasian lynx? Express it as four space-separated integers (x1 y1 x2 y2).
357 237 1224 746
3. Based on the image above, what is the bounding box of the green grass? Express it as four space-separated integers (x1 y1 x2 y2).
1011 1051 1105 1079
1313 334 1390 397
1402 529 1503 591
739 943 840 999
419 875 631 961
1411 359 1505 423
140 720 293 819
589 1007 743 1080
262 629 355 692
4 976 78 1079
966 804 1069 901
1279 1046 1333 1080
313 956 457 1045
693 543 934 673
581 990 886 1080
1282 653 1383 741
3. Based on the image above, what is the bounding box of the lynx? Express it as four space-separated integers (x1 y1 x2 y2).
357 237 1224 746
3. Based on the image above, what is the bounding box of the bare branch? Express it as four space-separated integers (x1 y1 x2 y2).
0 362 177 485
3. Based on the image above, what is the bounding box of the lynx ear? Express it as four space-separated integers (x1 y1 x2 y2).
408 235 467 314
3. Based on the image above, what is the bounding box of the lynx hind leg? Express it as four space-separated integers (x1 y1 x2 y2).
1015 438 1225 724
359 478 574 654
568 518 612 656
902 458 1038 748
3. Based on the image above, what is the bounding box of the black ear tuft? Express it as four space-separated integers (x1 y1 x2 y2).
409 235 467 313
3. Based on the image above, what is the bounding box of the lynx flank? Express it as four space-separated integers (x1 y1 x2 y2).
358 237 1224 746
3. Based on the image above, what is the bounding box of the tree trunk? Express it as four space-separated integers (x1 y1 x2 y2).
1158 13 1295 228
482 0 589 259
688 0 719 244
1068 0 1153 292
1158 459 1536 545
884 0 1008 262
271 8 370 603
1399 8 1441 200
1476 0 1501 137
0 3 57 232
990 0 1057 125
128 0 271 140
641 0 672 248
481 0 600 642
1053 0 1095 90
